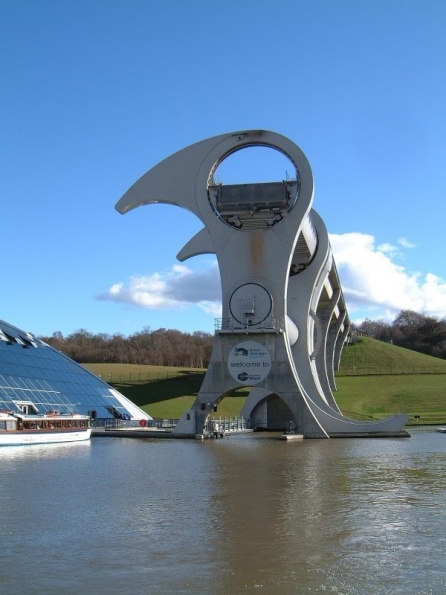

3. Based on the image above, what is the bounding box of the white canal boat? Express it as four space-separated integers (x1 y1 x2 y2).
0 411 91 445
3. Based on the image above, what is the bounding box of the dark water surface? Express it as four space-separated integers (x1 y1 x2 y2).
1 428 445 594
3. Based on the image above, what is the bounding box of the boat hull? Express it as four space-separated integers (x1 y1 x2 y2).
0 428 91 446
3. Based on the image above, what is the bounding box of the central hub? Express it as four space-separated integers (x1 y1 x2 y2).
229 283 273 327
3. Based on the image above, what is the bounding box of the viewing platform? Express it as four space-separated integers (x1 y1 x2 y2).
91 417 253 440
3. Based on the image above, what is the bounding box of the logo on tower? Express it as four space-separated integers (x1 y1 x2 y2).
227 341 271 385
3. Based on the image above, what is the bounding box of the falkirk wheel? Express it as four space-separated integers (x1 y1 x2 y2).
116 130 409 438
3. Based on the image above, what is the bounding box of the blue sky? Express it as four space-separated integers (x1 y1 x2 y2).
2 0 445 338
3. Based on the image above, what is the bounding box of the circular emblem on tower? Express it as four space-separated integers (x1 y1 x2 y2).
227 341 271 385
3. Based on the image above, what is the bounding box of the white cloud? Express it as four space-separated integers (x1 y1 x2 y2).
377 242 398 256
197 301 223 317
329 232 446 320
99 233 446 324
398 237 417 249
98 261 222 315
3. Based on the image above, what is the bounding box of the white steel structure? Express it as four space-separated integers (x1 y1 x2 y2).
116 130 408 438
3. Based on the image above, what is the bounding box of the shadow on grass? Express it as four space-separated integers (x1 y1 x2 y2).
111 374 251 411
111 374 205 407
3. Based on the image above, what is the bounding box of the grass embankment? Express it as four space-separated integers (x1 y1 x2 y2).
340 336 446 374
336 337 446 424
83 337 446 424
84 363 248 419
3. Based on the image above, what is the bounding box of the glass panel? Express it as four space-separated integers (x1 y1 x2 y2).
0 320 142 420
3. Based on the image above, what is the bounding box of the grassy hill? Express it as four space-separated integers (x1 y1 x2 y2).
340 336 446 374
335 337 446 425
83 337 446 424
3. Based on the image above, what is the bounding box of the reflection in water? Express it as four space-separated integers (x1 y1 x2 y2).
0 440 91 460
205 432 446 594
0 430 445 594
206 436 349 593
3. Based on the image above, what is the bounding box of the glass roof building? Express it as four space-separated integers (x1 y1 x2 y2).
0 318 151 422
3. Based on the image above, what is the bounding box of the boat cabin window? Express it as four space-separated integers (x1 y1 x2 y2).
21 417 90 430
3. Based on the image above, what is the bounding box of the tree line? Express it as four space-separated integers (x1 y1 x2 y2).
40 327 214 368
352 310 446 360
39 310 446 366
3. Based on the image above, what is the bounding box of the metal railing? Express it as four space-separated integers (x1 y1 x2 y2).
336 366 446 376
215 317 285 333
93 418 179 430
95 370 204 384
204 416 249 434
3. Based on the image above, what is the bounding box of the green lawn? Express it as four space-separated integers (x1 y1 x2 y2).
83 337 446 424
335 375 446 424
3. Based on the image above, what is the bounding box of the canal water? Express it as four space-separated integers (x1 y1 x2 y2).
1 427 445 595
